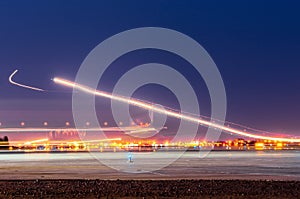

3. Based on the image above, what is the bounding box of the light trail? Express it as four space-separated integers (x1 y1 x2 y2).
24 138 49 145
125 128 157 135
53 77 300 142
66 138 122 143
9 70 45 92
1 138 122 147
0 127 155 133
7 138 121 144
125 127 167 135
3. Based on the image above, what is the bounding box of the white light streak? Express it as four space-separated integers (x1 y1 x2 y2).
125 128 158 135
0 127 155 132
9 70 45 92
53 77 300 142
24 138 48 145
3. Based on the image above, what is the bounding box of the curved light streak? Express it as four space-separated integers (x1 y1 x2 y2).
9 70 45 92
53 77 300 142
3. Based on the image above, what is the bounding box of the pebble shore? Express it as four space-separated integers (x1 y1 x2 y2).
0 179 299 198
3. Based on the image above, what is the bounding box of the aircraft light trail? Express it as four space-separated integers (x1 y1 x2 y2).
9 70 45 92
53 77 300 142
125 129 157 135
3 138 122 146
24 138 49 145
0 127 156 133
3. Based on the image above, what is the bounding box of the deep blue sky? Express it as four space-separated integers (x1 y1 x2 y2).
0 0 300 135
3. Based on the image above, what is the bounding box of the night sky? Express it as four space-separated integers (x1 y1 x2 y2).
0 0 300 138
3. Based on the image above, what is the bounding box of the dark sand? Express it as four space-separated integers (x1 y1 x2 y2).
0 180 299 199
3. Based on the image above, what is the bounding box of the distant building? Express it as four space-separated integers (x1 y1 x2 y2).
48 130 85 141
0 136 9 149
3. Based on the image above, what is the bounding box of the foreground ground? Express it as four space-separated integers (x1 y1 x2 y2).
1 151 299 198
0 179 299 198
0 151 299 180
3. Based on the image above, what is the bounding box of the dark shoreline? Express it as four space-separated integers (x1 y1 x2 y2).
0 179 299 198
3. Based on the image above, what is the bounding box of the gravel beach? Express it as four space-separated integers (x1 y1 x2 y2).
0 180 299 199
